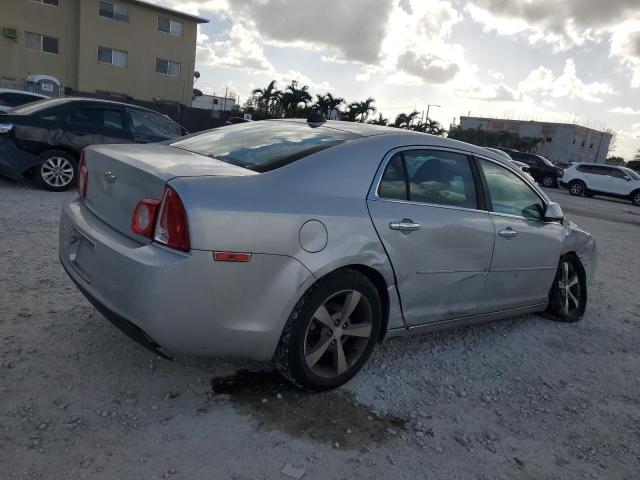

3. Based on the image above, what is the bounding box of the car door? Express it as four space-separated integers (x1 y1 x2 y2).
584 165 611 192
63 104 134 151
605 167 633 195
477 157 563 313
128 108 184 143
367 148 495 325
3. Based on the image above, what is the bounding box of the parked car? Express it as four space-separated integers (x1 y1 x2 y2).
0 97 187 191
59 119 597 391
496 148 563 188
627 160 640 174
561 163 640 206
0 88 48 112
484 147 534 181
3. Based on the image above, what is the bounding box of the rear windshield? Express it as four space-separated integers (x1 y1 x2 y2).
7 97 69 115
170 121 358 172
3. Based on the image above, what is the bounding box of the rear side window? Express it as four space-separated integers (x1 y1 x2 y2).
0 92 41 108
377 150 477 209
67 108 125 130
129 109 183 140
171 122 358 172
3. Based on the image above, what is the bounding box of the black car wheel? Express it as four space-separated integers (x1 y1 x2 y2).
545 255 587 323
541 174 556 188
631 190 640 207
568 180 585 196
274 269 381 391
37 150 77 191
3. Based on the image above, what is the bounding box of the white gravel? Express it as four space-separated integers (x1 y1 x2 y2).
1 177 639 479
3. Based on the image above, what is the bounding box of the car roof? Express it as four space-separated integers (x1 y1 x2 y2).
0 88 48 98
6 96 174 118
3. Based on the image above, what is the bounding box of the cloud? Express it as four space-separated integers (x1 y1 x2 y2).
610 20 640 87
273 70 333 92
518 59 615 103
396 51 460 84
608 106 640 115
195 23 275 74
226 0 395 64
457 83 520 102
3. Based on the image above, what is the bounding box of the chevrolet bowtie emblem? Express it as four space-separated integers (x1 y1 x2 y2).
103 171 116 184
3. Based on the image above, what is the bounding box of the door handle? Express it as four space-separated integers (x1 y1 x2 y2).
498 228 518 239
390 219 421 232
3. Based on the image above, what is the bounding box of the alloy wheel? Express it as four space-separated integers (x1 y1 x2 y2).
558 260 581 317
304 290 373 378
542 175 555 188
41 157 74 188
633 192 640 206
569 182 584 195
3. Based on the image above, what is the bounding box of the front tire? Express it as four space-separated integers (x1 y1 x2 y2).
273 269 382 391
37 150 77 191
631 190 640 207
568 180 586 196
545 255 587 323
542 174 556 188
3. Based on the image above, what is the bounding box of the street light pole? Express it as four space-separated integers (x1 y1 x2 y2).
426 104 441 122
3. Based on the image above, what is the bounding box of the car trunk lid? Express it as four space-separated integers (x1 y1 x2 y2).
83 143 255 243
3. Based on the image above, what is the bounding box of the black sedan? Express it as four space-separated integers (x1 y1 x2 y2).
496 148 564 188
0 97 187 191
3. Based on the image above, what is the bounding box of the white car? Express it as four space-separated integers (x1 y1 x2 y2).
561 163 640 206
0 88 48 112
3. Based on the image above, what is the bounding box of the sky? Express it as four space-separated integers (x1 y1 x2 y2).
152 0 640 160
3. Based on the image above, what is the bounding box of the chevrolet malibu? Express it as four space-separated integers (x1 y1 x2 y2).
59 119 597 391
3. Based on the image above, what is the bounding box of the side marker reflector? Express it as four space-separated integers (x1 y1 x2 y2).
213 251 252 262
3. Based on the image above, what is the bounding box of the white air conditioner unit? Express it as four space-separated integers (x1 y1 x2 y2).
3 27 18 39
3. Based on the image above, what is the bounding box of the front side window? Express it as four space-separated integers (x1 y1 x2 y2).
129 109 182 140
99 1 129 21
171 121 357 172
158 17 184 36
25 32 59 54
480 159 545 220
66 108 125 130
98 46 128 67
155 58 181 77
608 168 627 179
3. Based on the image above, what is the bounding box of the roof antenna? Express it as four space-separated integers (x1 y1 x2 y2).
307 111 327 127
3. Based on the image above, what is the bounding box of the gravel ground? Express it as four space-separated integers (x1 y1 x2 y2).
1 177 639 480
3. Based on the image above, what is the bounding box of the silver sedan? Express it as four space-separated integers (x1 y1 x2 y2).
59 119 597 391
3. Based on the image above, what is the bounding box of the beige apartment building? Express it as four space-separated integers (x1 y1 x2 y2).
0 0 208 105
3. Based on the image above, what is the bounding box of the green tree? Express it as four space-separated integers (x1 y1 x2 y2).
313 93 345 118
346 97 376 122
279 80 312 118
251 80 281 117
412 118 446 136
368 113 389 126
393 111 420 129
605 156 625 165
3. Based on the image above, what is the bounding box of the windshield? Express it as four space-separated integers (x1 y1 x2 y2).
171 121 358 172
621 167 640 180
7 97 69 115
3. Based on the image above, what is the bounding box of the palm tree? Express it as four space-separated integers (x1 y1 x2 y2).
280 80 312 117
314 94 332 117
347 97 376 122
251 80 281 117
393 111 420 129
368 113 389 126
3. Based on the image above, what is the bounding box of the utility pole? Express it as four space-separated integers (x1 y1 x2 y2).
426 104 441 122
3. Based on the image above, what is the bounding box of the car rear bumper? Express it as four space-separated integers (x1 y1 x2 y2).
59 198 316 361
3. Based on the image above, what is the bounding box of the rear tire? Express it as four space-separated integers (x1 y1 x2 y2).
631 190 640 207
37 150 77 191
545 255 587 323
568 180 586 196
542 174 556 188
273 269 381 391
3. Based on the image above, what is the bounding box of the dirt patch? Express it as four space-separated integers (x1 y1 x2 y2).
211 369 407 448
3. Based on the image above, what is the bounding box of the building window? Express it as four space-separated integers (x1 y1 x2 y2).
98 46 128 67
99 1 129 22
158 17 184 36
25 32 59 54
30 0 60 6
155 58 181 77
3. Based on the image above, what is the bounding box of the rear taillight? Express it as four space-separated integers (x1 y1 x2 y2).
131 199 160 237
153 186 190 252
78 150 88 198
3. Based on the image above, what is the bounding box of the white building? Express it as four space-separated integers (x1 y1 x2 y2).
192 94 237 113
459 116 612 164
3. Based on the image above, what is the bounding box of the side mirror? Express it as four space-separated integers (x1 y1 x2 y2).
544 202 564 222
624 175 631 181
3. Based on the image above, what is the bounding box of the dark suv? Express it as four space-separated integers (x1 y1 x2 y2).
0 97 187 191
628 160 640 174
496 148 563 188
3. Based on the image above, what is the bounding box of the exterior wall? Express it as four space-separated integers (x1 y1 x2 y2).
459 117 612 164
76 0 198 105
0 0 80 90
192 94 237 112
0 0 201 105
